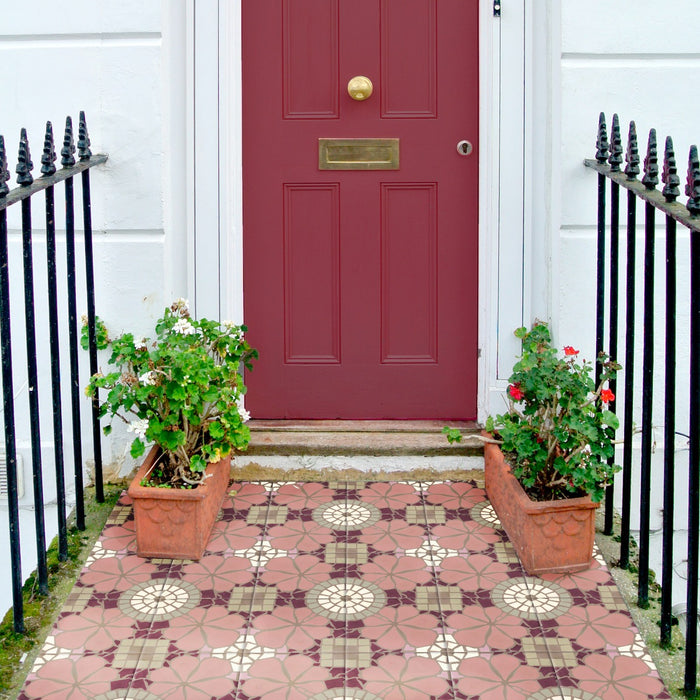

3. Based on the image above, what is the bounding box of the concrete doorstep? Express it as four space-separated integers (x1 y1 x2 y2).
235 420 485 473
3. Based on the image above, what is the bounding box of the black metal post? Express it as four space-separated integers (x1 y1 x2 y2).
79 113 103 503
684 145 700 694
17 129 49 595
660 136 680 647
604 114 622 536
42 122 68 561
62 117 85 530
0 135 24 632
638 128 658 609
595 113 609 389
620 121 640 570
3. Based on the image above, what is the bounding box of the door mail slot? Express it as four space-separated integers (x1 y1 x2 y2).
319 138 400 170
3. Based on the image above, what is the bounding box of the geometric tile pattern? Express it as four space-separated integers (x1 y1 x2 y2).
19 480 670 699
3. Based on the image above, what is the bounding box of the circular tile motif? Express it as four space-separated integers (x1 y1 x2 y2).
306 578 387 621
210 637 276 673
309 690 382 700
118 579 200 622
526 689 602 700
470 502 502 529
31 636 71 673
312 501 381 530
491 578 572 620
93 691 161 700
415 633 478 672
617 635 654 664
260 481 297 492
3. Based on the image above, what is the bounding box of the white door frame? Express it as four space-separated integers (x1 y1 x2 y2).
182 0 555 422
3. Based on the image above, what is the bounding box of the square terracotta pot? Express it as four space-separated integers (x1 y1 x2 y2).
483 437 599 576
127 446 230 560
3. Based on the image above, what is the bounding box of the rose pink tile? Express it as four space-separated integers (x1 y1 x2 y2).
568 653 670 699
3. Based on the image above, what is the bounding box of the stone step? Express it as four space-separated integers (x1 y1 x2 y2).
246 420 483 457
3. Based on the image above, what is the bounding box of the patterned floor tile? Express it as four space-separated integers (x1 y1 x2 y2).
18 480 670 700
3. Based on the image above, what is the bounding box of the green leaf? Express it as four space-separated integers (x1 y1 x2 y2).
601 410 620 430
208 421 224 439
190 454 206 473
130 438 145 459
165 381 187 401
442 427 462 444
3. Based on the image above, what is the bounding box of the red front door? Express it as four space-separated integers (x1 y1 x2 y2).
242 0 478 419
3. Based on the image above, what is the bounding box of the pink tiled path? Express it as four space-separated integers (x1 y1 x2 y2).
20 480 670 699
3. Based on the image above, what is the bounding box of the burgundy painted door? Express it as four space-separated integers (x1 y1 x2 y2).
242 0 478 419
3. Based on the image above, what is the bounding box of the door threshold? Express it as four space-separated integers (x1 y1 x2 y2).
248 419 479 433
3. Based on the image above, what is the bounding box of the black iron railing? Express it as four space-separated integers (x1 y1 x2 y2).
0 113 106 633
586 112 700 694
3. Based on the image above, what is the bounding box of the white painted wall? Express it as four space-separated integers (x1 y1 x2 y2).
0 1 187 614
559 0 700 606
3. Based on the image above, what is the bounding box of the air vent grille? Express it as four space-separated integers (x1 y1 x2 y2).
0 451 24 500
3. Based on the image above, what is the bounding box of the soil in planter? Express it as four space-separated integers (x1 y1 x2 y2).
501 449 588 502
140 450 208 489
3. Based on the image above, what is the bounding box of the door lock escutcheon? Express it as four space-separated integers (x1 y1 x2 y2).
457 140 473 156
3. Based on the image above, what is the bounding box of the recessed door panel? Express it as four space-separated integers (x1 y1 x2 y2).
283 0 339 118
380 0 437 118
283 183 341 364
381 183 437 364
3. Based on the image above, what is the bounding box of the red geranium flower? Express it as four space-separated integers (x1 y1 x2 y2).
508 383 524 401
601 388 615 403
563 346 579 356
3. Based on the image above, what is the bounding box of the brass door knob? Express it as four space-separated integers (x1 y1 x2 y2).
347 76 373 101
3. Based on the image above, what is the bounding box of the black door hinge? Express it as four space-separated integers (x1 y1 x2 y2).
493 1 501 17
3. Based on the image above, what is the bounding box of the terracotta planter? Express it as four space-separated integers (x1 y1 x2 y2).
127 446 230 560
484 438 599 576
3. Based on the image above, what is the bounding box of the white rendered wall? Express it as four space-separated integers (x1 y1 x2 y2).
559 0 700 606
0 1 185 615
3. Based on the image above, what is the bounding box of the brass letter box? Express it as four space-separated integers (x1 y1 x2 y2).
318 138 399 170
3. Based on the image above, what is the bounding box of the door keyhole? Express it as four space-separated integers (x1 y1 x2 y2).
457 140 473 156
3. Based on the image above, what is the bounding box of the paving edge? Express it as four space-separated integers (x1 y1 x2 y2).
595 511 687 699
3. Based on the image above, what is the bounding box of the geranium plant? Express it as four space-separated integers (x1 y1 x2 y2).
446 322 620 502
85 299 257 487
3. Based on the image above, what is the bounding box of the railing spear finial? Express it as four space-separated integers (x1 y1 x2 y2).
16 128 34 187
642 128 659 190
41 121 57 177
609 114 623 172
78 111 92 161
0 135 9 198
624 121 640 179
596 112 609 163
686 145 700 216
61 116 76 168
662 136 680 202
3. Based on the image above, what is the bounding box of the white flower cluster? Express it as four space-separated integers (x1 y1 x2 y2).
172 297 189 315
223 320 244 340
238 403 251 423
127 418 149 440
139 370 158 386
172 318 196 335
134 337 148 351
